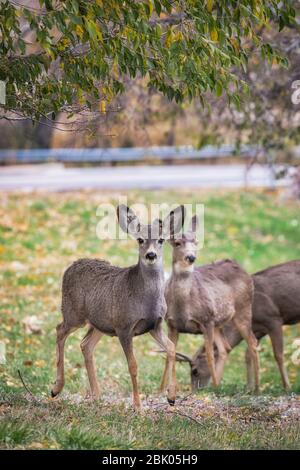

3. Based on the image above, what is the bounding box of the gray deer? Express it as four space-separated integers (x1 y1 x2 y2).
51 205 185 410
177 260 300 391
162 215 260 392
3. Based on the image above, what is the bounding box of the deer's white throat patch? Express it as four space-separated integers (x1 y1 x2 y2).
173 261 194 274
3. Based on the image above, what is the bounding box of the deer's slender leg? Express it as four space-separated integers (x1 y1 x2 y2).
234 315 260 392
245 347 255 391
214 328 228 384
51 322 76 397
118 335 141 411
150 322 177 405
160 327 178 393
80 326 103 399
269 326 290 391
203 324 218 387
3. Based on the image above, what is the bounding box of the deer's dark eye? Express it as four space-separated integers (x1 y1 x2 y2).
137 238 144 245
158 238 164 244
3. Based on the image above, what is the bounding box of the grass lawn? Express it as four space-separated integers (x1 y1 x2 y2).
0 188 300 450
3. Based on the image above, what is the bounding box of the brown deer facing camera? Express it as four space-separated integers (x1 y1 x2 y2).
179 260 300 391
162 215 260 392
51 205 185 410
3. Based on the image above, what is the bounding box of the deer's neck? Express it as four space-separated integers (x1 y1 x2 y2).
172 270 193 283
172 259 195 278
170 262 194 294
137 258 164 287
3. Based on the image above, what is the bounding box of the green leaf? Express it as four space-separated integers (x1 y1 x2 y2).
154 0 161 16
0 0 292 120
215 81 223 97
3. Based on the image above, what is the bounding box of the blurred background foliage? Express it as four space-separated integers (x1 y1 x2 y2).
0 0 299 161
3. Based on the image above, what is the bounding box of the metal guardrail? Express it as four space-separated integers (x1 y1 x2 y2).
0 145 257 164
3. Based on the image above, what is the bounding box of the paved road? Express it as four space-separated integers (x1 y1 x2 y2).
0 163 288 191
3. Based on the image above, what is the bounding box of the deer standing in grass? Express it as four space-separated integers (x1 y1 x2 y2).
51 205 185 411
179 260 300 391
162 215 260 392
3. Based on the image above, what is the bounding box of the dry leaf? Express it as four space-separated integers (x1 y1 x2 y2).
22 316 43 335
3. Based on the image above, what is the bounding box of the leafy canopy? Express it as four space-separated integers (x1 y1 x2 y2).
0 0 295 121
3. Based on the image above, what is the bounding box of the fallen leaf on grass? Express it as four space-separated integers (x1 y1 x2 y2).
10 261 27 271
3 324 12 332
34 359 46 368
23 360 33 366
28 442 44 449
6 380 17 387
22 315 43 335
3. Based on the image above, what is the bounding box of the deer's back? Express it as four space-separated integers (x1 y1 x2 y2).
195 259 252 306
253 260 300 326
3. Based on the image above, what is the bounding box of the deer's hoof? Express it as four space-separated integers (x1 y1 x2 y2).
167 398 175 406
51 381 63 398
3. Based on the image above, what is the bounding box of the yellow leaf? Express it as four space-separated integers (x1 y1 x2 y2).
96 0 103 6
230 37 239 52
112 61 119 79
165 28 174 48
75 25 84 39
147 0 153 16
210 28 218 42
227 226 238 236
34 359 46 368
206 0 214 13
100 100 106 114
174 31 183 42
60 38 70 50
25 337 34 345
77 89 85 106
28 442 44 449
96 25 103 43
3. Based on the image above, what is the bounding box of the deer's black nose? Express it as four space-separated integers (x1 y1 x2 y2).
146 252 157 260
185 255 196 264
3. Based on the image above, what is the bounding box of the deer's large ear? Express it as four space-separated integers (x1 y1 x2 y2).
162 205 185 240
117 205 140 237
189 214 199 234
